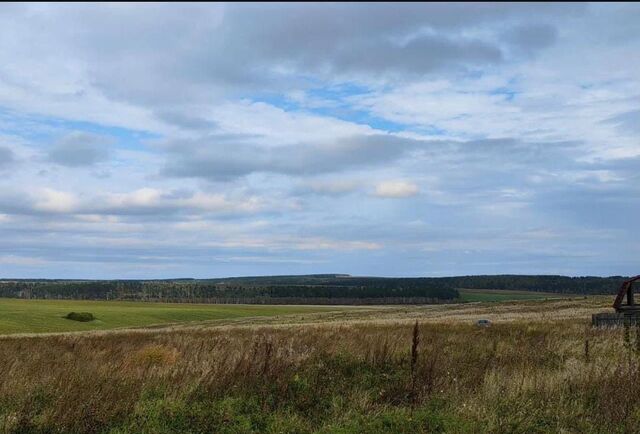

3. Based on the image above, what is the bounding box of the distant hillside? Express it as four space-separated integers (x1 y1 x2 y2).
0 274 628 304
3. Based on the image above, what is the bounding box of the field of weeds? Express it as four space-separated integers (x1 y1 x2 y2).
0 296 638 433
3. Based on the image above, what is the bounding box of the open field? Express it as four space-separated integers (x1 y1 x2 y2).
2 295 639 433
0 299 350 335
0 290 577 335
457 288 573 302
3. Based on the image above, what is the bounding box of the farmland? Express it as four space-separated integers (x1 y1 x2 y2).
1 295 638 433
0 288 576 335
0 299 347 335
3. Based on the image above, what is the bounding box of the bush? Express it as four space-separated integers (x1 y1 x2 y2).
64 312 95 322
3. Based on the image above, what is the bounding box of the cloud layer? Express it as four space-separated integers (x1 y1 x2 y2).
0 3 638 278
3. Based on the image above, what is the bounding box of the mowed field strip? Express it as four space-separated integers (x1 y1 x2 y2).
0 299 353 334
457 288 574 302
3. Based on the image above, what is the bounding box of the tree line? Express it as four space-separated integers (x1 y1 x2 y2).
0 274 629 304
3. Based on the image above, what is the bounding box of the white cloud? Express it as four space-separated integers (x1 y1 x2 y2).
0 255 48 266
105 188 163 208
374 180 420 198
32 188 80 213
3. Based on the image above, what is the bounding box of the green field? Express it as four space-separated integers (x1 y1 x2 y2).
458 288 571 302
0 291 574 335
0 299 345 335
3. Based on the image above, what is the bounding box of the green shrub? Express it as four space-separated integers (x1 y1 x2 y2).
64 312 95 322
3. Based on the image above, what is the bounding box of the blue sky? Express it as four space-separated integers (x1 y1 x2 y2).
0 3 638 278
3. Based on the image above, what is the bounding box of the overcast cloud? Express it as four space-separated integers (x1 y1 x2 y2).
0 2 637 278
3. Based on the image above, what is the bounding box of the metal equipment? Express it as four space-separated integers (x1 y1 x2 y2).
592 276 640 327
613 275 640 313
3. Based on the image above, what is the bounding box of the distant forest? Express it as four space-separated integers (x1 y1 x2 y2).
0 274 629 304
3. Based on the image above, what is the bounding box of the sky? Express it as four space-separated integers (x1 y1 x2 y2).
0 2 638 279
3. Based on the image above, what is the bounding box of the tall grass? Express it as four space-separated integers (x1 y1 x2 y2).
0 317 638 433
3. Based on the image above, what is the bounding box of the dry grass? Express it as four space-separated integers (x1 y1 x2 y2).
0 296 636 433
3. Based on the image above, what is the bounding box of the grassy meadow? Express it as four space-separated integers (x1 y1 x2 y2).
0 299 347 334
0 295 638 433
